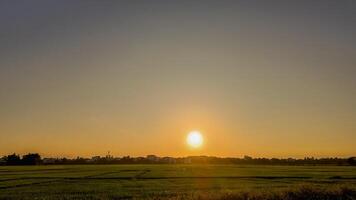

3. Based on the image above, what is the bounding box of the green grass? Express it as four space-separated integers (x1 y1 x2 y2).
0 165 355 199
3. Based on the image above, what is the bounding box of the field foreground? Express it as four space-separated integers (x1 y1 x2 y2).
0 164 355 199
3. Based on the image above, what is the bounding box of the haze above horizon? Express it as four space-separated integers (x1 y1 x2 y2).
0 1 355 158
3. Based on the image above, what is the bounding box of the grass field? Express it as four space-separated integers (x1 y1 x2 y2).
0 165 355 199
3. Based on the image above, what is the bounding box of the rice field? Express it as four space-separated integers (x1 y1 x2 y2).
0 164 355 199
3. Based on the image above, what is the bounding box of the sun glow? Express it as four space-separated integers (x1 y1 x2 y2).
187 131 203 148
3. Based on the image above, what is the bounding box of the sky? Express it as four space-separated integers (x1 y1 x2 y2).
0 0 355 158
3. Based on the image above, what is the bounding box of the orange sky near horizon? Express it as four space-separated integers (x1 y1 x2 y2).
0 1 355 158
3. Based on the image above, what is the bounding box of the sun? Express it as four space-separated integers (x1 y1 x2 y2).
187 131 203 148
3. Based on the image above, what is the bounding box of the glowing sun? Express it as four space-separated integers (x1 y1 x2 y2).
187 131 203 148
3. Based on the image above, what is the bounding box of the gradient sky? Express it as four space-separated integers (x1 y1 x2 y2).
0 1 355 158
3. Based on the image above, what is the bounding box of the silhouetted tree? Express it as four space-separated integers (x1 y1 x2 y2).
5 153 21 165
1 153 355 166
22 153 42 165
244 155 252 160
347 157 356 166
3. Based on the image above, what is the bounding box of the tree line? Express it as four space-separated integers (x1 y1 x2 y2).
1 153 42 165
1 153 355 166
